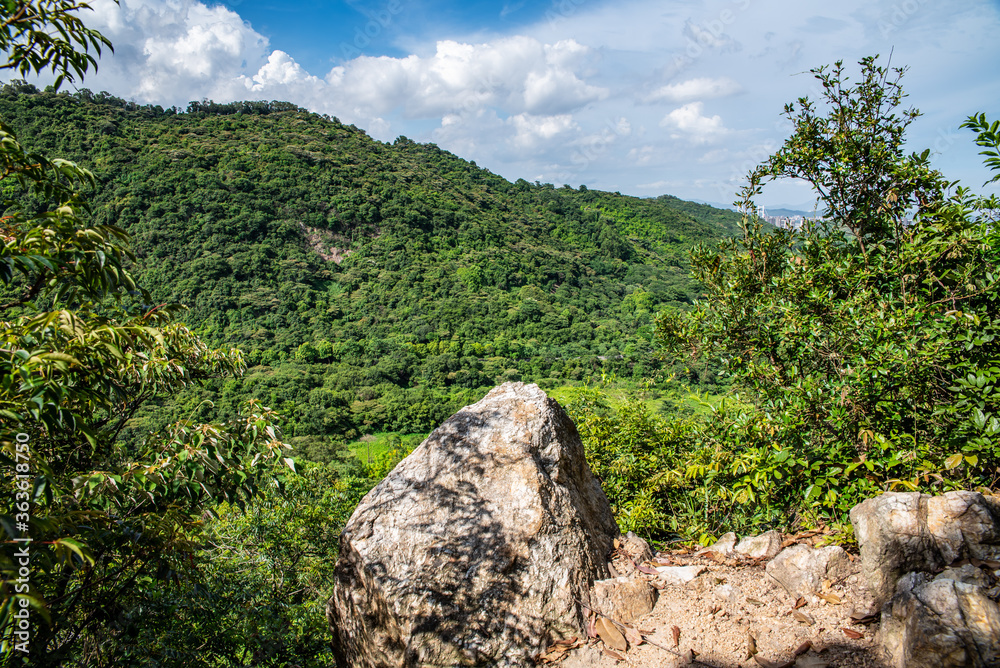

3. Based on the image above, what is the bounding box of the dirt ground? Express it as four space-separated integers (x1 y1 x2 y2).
544 536 885 668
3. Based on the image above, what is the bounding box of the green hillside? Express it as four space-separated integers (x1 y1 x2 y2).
0 83 740 456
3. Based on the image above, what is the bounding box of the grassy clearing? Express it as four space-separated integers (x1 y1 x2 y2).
547 382 729 419
347 432 427 465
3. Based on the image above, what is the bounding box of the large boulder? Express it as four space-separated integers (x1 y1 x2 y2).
327 383 619 667
765 544 852 600
878 571 1000 668
850 491 1000 602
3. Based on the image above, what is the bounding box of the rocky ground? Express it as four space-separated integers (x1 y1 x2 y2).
543 532 883 668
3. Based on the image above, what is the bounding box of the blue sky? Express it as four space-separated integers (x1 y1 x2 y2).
19 0 1000 207
227 1 558 69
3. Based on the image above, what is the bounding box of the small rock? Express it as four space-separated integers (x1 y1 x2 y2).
734 530 783 559
878 571 1000 668
701 531 738 555
656 565 707 586
935 564 990 588
560 644 604 668
849 602 879 619
623 531 654 563
765 544 852 600
714 583 743 604
592 576 657 623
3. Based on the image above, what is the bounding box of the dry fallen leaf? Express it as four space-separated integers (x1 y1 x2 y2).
603 648 626 661
792 610 815 625
636 562 659 576
793 597 807 609
842 628 864 640
746 597 766 606
793 641 812 656
607 562 620 578
595 618 628 652
671 625 681 647
537 647 567 663
746 631 758 659
586 616 597 639
849 610 878 624
550 637 578 648
613 537 621 549
818 592 842 605
624 627 643 647
753 655 778 668
704 550 726 564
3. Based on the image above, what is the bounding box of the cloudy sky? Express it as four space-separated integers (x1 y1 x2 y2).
21 0 1000 207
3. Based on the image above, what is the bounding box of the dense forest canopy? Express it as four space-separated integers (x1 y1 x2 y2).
0 82 742 458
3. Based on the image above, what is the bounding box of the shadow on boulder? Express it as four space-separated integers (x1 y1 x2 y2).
327 382 619 667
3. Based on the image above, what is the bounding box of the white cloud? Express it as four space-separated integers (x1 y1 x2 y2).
19 0 997 204
627 145 656 165
85 0 269 103
63 4 609 130
660 102 728 144
646 77 742 103
318 37 606 119
507 113 578 150
247 51 320 90
636 179 679 191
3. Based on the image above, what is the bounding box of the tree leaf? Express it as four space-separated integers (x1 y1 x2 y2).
595 618 627 652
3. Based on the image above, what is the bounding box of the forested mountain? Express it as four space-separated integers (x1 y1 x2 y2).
0 83 740 457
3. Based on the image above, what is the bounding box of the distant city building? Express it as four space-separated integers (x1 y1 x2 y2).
755 206 815 230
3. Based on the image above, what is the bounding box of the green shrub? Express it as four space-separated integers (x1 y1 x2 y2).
657 57 1000 532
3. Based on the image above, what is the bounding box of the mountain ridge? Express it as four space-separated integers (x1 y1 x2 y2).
1 84 741 454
